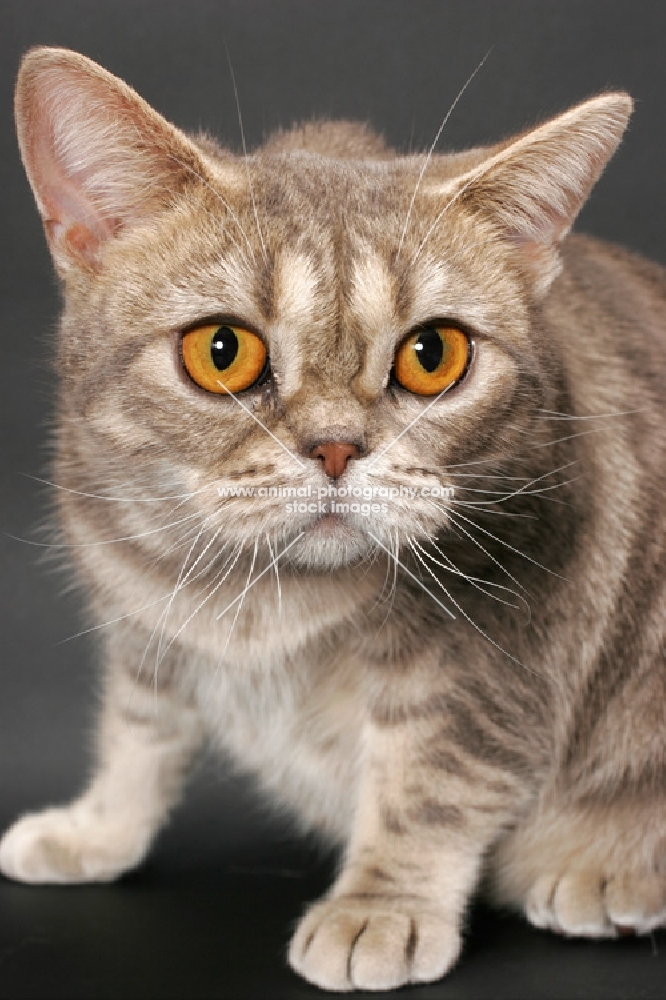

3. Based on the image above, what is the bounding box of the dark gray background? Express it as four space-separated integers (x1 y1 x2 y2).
1 2 665 997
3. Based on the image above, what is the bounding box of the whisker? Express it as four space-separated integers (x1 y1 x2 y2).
367 531 455 619
448 507 569 582
537 407 645 421
448 501 537 518
528 425 629 450
365 382 458 470
448 473 581 505
406 538 542 679
214 537 259 673
214 532 306 622
265 532 282 617
68 536 233 647
124 117 253 266
124 537 238 712
411 149 509 266
365 533 396 616
5 510 201 549
156 540 245 664
225 45 268 266
167 152 257 263
409 534 527 613
396 49 491 260
58 594 175 644
475 460 579 504
148 519 209 568
19 473 206 504
216 378 306 468
371 528 401 634
429 472 534 481
155 515 214 670
431 501 531 598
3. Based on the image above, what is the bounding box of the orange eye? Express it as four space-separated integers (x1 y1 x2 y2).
181 323 268 394
393 325 469 396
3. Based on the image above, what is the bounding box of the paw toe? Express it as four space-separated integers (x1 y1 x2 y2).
289 898 460 991
525 868 666 939
525 873 560 930
289 903 364 992
410 912 462 983
350 913 411 991
605 873 666 934
553 873 613 937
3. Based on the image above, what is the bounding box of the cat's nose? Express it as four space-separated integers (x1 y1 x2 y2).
308 441 361 479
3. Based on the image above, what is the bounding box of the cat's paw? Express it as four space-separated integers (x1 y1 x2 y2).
0 806 149 884
288 896 461 992
525 869 666 938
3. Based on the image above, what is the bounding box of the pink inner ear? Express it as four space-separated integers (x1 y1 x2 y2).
23 93 117 267
44 220 106 267
17 60 208 272
41 176 116 267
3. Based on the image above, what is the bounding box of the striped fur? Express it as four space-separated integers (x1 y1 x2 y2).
1 47 665 992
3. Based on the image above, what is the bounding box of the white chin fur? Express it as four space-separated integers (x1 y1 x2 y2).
287 521 375 569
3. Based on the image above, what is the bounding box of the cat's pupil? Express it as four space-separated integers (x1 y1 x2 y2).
210 327 239 371
414 328 444 373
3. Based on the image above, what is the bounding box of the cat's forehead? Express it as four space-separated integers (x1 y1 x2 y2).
123 147 516 353
201 153 474 318
248 154 501 331
249 153 412 236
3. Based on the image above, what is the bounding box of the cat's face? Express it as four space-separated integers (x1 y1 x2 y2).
15 49 631 572
64 154 538 571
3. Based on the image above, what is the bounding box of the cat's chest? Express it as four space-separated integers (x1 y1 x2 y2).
194 629 366 840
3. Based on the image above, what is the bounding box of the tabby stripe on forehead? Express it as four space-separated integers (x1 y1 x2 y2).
349 251 396 332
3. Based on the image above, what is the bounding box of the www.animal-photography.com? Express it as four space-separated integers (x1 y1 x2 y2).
1 2 665 998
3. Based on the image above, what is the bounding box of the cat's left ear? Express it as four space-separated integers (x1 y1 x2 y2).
432 93 633 297
15 47 236 274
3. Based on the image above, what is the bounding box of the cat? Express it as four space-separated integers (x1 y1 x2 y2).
1 45 665 992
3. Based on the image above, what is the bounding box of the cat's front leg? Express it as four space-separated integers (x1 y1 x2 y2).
289 709 525 991
0 630 201 884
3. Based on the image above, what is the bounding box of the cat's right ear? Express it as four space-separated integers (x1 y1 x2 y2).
15 47 231 274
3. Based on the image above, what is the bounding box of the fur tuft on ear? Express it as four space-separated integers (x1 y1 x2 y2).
433 93 633 297
15 47 221 273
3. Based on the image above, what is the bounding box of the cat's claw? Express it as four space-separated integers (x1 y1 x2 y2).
0 806 149 884
525 870 666 938
288 896 461 992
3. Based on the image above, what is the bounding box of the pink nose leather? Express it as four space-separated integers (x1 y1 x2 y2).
309 441 360 479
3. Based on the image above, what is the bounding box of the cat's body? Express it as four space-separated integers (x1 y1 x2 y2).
1 48 665 991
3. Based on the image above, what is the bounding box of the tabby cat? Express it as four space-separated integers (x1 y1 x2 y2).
1 47 665 992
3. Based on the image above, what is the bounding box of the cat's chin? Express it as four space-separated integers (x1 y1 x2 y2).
287 514 374 570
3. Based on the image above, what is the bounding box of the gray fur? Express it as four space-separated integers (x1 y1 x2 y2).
1 47 664 992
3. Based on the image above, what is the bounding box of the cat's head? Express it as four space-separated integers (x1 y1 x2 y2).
15 48 631 571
